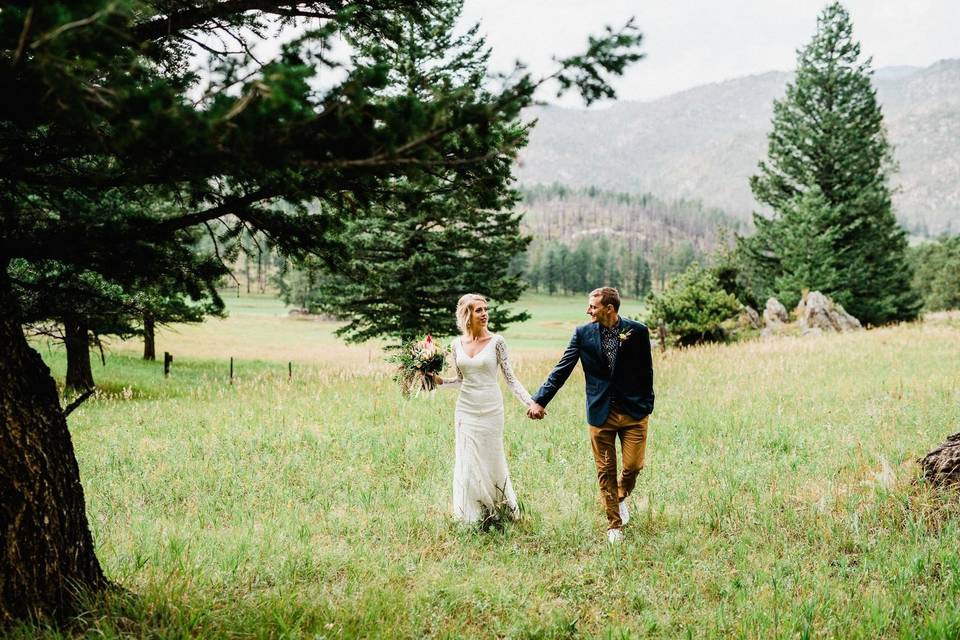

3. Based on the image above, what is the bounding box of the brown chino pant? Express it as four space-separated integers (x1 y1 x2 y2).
589 407 649 530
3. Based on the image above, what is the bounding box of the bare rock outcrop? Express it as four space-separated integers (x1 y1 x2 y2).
794 291 862 334
763 298 789 326
919 432 960 487
738 306 761 329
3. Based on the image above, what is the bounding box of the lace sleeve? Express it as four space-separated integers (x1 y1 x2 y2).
495 336 533 407
438 339 463 389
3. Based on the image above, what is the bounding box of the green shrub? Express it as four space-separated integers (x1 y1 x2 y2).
646 263 741 346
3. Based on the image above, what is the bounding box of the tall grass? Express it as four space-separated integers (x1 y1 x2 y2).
10 297 960 638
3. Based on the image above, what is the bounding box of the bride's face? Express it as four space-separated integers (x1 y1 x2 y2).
471 302 489 331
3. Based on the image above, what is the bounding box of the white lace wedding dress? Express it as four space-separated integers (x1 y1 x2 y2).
440 334 533 524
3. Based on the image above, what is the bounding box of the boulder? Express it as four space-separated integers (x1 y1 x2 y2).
763 298 789 326
919 432 960 487
738 306 761 329
794 291 862 333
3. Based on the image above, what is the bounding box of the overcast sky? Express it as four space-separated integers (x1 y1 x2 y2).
459 0 960 106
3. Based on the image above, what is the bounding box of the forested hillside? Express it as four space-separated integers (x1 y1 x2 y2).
518 59 960 235
517 185 743 296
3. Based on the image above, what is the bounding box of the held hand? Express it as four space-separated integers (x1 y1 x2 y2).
429 373 442 386
526 402 546 420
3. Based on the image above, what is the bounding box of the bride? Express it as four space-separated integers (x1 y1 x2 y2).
432 293 536 525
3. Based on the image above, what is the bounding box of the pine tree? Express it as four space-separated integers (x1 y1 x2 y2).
742 2 919 323
633 253 652 298
543 245 563 295
908 236 960 312
311 178 531 343
567 239 592 293
294 10 537 343
275 256 330 313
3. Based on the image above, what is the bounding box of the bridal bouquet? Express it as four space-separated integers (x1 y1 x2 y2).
388 335 448 397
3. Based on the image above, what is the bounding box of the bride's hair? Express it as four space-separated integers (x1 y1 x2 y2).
456 293 486 335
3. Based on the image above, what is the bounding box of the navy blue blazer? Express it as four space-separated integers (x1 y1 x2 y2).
532 318 654 426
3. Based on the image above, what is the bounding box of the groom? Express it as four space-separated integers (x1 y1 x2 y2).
527 287 654 542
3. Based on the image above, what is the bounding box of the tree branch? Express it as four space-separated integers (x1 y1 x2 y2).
204 220 242 289
131 1 335 42
182 33 242 57
151 188 275 234
30 7 112 50
13 4 35 65
63 387 96 418
307 150 502 170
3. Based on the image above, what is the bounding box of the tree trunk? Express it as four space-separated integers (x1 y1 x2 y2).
0 271 107 623
257 249 264 294
142 314 156 361
63 318 94 392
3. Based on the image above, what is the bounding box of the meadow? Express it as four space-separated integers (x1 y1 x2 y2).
12 295 960 638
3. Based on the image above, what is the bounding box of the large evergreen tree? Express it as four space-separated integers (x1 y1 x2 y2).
292 11 533 343
741 2 919 324
0 0 642 622
313 179 531 343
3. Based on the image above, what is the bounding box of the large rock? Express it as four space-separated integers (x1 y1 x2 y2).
762 298 789 326
919 432 960 487
738 306 761 329
794 291 862 333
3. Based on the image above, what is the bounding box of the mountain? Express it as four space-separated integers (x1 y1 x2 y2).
517 59 960 235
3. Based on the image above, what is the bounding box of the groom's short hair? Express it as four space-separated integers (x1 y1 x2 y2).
590 287 621 311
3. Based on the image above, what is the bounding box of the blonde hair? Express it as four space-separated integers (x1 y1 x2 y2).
456 293 487 335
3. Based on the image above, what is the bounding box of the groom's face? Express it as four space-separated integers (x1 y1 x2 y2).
587 294 613 324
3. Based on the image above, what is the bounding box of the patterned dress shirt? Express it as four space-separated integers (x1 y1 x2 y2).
599 321 621 373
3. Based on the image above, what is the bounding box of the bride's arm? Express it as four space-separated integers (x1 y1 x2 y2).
436 343 463 389
495 337 533 407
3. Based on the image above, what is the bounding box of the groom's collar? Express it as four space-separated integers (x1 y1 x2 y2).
597 317 622 332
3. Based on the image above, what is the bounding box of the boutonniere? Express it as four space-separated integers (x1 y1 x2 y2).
618 328 633 344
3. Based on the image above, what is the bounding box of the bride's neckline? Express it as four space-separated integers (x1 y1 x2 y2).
460 334 496 359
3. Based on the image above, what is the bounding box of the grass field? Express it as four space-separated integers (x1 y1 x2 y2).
99 292 647 365
13 294 960 638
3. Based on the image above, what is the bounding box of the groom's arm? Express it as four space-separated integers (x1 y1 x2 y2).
638 323 654 398
621 321 654 416
531 328 582 408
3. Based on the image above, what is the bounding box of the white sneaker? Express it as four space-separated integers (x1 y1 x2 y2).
607 528 623 543
619 500 630 526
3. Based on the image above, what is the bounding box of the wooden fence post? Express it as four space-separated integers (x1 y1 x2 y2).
163 352 173 378
288 362 292 380
229 357 234 384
